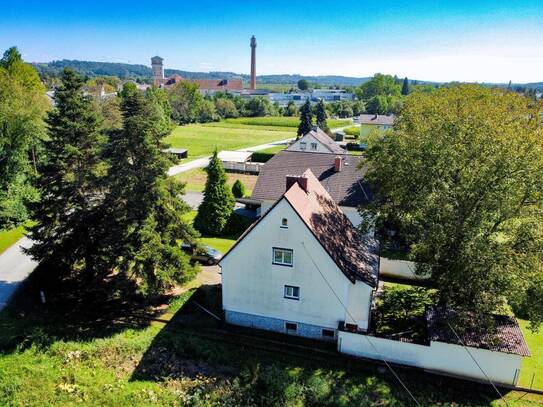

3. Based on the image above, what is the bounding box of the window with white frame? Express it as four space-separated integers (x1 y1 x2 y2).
284 285 300 300
281 218 288 228
299 142 307 150
273 248 293 266
285 322 298 332
310 142 318 150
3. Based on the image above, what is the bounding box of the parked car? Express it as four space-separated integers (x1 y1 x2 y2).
180 243 223 265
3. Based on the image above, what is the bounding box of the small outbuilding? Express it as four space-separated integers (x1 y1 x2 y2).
163 148 188 159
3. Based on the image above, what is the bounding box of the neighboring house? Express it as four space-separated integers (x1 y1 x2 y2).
359 114 395 143
221 170 380 341
250 150 372 226
286 127 345 154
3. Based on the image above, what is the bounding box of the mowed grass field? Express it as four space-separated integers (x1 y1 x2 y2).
164 122 295 159
224 116 352 129
174 168 258 195
519 320 543 390
0 221 33 254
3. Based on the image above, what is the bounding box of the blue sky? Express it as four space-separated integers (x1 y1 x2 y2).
2 0 542 82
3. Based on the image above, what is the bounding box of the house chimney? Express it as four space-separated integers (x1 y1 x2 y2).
286 175 308 192
250 36 257 90
334 156 343 172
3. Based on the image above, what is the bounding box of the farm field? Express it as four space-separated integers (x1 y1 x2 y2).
224 116 352 129
173 168 258 195
519 320 543 390
164 123 295 159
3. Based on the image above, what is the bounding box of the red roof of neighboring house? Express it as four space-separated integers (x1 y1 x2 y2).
158 76 243 91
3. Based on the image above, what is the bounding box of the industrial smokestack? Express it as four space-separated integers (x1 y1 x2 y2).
250 35 257 90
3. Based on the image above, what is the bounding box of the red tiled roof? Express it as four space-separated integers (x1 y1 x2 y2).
221 169 379 287
283 169 379 286
251 151 372 208
189 79 243 91
426 306 530 357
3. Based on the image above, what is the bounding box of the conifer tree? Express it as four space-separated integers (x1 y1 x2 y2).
401 77 410 96
316 99 328 130
231 179 246 198
103 82 197 294
297 100 313 138
27 68 106 280
194 150 234 236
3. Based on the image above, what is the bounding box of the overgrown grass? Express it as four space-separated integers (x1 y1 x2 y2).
0 278 540 406
343 125 360 138
174 168 258 195
164 124 294 158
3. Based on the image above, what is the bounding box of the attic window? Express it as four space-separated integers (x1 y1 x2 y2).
299 142 307 150
310 142 317 150
281 218 288 228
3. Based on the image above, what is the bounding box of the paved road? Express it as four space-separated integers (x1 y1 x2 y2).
167 137 294 176
0 237 37 310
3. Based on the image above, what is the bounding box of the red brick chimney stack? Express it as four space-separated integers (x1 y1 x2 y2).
286 175 308 192
334 156 343 172
250 35 257 90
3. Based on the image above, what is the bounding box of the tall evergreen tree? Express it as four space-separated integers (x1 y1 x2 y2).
401 77 410 96
316 99 328 130
194 150 234 236
103 82 197 294
0 47 48 228
27 68 106 280
297 100 313 138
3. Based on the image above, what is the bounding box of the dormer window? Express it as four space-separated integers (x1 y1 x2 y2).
281 218 288 228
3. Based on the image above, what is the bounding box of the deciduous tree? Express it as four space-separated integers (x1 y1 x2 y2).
362 85 543 331
169 81 203 124
0 47 48 228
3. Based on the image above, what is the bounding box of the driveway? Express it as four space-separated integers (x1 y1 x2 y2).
0 237 37 310
184 191 204 210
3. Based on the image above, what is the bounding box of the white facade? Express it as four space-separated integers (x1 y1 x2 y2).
338 331 523 386
259 199 363 228
221 198 374 336
287 133 336 154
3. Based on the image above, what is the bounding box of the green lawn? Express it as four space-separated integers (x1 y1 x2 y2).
181 210 240 254
173 168 258 195
0 223 29 254
224 116 352 129
164 123 294 159
519 320 543 390
256 144 287 155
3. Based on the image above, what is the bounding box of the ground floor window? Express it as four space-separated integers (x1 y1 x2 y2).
322 329 335 338
284 285 300 300
285 322 298 332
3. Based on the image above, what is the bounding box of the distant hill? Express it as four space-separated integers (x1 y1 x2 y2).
32 59 542 90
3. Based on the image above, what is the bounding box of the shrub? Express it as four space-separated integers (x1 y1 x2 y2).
344 126 360 137
231 180 246 198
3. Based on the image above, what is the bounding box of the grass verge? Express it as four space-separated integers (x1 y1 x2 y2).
0 222 33 254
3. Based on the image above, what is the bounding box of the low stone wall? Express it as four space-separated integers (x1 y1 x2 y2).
225 310 336 342
338 330 523 385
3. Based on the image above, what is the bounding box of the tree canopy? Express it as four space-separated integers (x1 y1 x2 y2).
316 99 328 130
297 100 313 138
362 85 543 331
297 79 309 91
0 47 48 229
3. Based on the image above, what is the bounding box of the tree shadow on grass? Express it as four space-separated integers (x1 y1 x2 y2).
0 261 176 354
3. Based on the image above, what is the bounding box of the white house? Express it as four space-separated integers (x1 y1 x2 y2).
286 127 345 154
250 151 372 227
220 169 380 341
